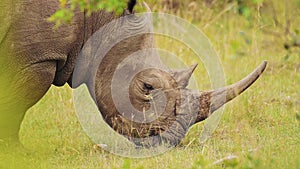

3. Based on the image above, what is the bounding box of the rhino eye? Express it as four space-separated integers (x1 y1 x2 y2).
144 83 154 91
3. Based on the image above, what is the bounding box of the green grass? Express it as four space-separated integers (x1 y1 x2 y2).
1 1 300 168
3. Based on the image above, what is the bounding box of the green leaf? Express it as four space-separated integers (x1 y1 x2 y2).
49 0 130 27
242 7 251 19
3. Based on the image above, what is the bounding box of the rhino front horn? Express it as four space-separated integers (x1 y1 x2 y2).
195 61 267 122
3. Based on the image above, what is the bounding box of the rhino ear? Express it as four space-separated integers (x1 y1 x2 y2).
172 64 198 88
128 0 137 13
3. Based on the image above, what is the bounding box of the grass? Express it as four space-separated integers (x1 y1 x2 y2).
1 1 300 168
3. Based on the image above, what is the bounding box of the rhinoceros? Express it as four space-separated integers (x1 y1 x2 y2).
0 0 267 147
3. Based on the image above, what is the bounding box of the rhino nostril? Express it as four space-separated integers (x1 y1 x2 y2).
143 94 152 103
145 94 152 99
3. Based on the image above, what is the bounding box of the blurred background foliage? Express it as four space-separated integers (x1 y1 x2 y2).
48 0 128 26
51 0 300 57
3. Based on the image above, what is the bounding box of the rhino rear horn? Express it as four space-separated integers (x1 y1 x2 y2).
172 64 198 88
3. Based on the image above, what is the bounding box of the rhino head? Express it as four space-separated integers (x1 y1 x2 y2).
73 3 267 147
110 60 267 147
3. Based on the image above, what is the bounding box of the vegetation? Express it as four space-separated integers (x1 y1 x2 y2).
48 0 128 26
1 0 299 168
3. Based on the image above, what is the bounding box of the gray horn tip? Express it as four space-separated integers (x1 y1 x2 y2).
258 60 268 74
189 63 198 72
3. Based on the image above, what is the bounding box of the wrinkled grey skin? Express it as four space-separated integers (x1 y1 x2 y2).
0 0 267 147
0 0 119 142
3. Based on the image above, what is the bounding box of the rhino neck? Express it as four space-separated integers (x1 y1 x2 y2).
71 11 155 89
82 10 117 45
89 24 157 138
69 11 158 138
93 33 155 116
64 10 120 87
